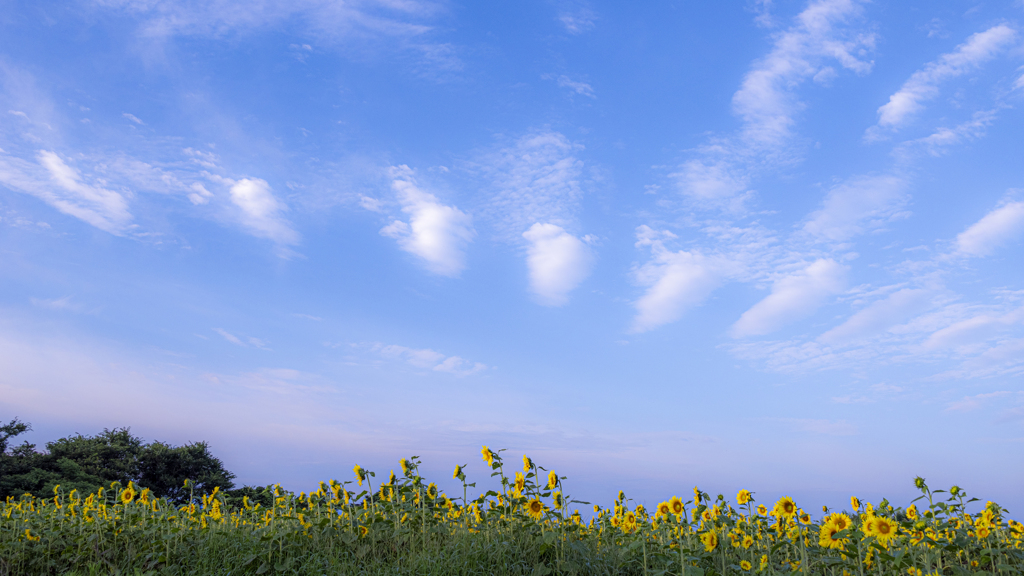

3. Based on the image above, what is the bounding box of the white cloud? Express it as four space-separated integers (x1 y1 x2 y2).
895 109 999 159
552 75 595 98
631 226 725 333
214 328 244 346
0 150 132 234
672 159 748 204
228 178 300 245
921 307 1024 351
731 0 874 150
368 343 487 376
871 25 1017 133
382 166 474 277
946 391 1014 412
30 296 83 312
556 1 595 34
776 417 857 436
483 130 584 239
522 223 593 306
731 259 848 338
122 112 144 124
953 198 1024 258
801 174 907 242
819 288 933 344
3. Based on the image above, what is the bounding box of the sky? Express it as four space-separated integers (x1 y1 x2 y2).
1 0 1023 515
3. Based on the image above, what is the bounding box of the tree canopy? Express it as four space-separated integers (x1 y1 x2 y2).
0 418 237 504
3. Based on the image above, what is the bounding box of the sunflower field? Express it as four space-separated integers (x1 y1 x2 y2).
2 447 1021 576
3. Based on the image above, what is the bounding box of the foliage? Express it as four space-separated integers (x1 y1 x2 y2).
2 446 1021 576
0 419 235 504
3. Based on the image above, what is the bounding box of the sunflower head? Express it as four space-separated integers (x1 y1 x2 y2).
547 470 558 490
740 560 752 571
669 496 684 515
773 496 797 518
513 472 525 496
353 464 365 486
120 486 135 505
906 504 918 520
656 501 672 519
553 491 564 509
693 486 701 503
700 531 718 552
799 512 811 525
757 504 767 516
526 498 545 519
359 525 369 538
400 458 410 475
742 535 754 549
481 446 494 466
453 464 462 479
736 489 752 505
617 490 625 502
850 496 861 512
522 455 533 472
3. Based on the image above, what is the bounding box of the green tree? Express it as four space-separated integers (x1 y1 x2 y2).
0 419 237 503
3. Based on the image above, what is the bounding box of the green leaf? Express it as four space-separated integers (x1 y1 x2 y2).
254 562 269 574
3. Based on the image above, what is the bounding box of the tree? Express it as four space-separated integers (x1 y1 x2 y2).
137 441 236 504
0 419 237 503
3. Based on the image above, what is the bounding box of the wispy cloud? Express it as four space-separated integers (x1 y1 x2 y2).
555 1 595 34
631 226 728 333
800 174 908 242
731 259 848 338
380 165 474 277
952 196 1024 258
868 24 1017 138
546 74 596 98
351 342 488 376
0 151 133 234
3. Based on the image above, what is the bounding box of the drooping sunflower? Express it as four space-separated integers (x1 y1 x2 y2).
773 496 797 519
693 486 701 504
513 472 526 496
523 455 533 472
353 464 365 486
850 496 861 512
526 497 545 519
669 496 684 516
700 531 718 552
553 491 564 509
736 489 752 505
547 470 558 490
453 464 462 479
400 458 410 475
740 560 752 571
481 446 494 466
618 490 625 502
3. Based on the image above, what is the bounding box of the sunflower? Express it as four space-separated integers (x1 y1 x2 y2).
618 490 625 502
773 496 797 519
624 511 638 529
742 535 754 549
757 504 768 516
829 513 852 531
667 496 684 516
760 555 768 571
906 504 918 520
513 472 525 496
799 511 811 524
693 486 701 504
553 491 564 509
120 485 135 505
819 521 847 550
526 498 545 519
523 455 533 472
850 496 860 512
872 517 898 546
976 526 992 539
353 464 364 486
453 464 462 479
736 489 752 505
547 470 558 490
740 560 752 571
702 508 714 522
400 458 410 475
359 525 369 538
656 501 672 520
481 446 494 466
700 531 718 552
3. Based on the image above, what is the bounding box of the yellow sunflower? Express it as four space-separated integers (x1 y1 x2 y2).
453 464 462 479
669 496 684 516
656 501 672 520
850 496 860 512
526 498 545 519
359 525 369 538
513 472 525 496
702 509 714 522
481 446 494 466
523 455 533 472
756 504 768 516
740 560 752 571
976 526 992 540
736 489 752 505
547 470 558 490
906 504 918 520
819 521 847 550
742 535 754 549
773 496 797 519
400 458 410 475
700 531 718 552
353 464 364 486
120 485 135 505
553 491 564 509
872 517 898 546
693 486 701 504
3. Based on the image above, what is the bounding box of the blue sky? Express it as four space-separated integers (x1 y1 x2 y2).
2 0 1023 514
